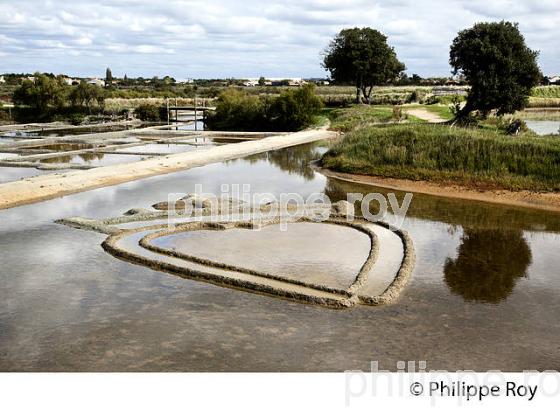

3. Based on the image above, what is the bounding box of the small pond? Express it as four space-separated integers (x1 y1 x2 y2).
526 120 560 135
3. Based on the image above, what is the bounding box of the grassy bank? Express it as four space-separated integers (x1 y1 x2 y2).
322 123 560 191
327 105 395 131
327 104 428 131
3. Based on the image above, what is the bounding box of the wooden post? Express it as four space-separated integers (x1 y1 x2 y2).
194 94 198 131
174 98 178 129
166 98 169 125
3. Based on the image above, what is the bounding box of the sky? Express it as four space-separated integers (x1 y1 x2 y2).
0 0 559 79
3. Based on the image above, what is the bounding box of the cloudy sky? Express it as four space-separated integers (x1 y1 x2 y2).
0 0 558 79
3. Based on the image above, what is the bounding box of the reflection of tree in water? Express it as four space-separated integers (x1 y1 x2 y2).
39 152 105 164
40 155 72 164
41 143 94 151
266 144 320 180
444 229 532 303
78 152 105 162
230 143 322 180
323 178 348 202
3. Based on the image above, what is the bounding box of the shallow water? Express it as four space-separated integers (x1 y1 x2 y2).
1 131 40 139
0 166 60 184
153 222 371 289
21 143 97 152
37 153 148 166
1 123 150 140
0 152 23 160
176 120 205 131
113 143 211 154
526 120 560 135
0 142 559 371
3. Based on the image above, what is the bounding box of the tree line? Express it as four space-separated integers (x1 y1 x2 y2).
12 74 106 113
323 21 542 118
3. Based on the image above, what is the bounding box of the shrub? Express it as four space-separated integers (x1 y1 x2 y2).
134 103 164 121
68 113 86 125
505 119 529 135
206 84 323 131
0 108 11 123
204 88 267 131
406 90 426 103
268 84 323 131
488 117 530 135
392 105 405 121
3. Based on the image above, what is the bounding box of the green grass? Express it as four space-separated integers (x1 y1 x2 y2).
532 86 560 99
311 113 330 128
509 110 560 120
327 105 396 131
322 123 560 191
423 104 455 120
327 104 455 131
528 97 560 108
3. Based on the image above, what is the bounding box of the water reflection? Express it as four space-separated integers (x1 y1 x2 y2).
324 178 560 233
21 143 96 151
39 152 105 164
444 229 532 303
233 143 324 180
1 141 560 371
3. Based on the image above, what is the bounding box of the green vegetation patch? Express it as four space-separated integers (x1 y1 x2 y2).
328 105 395 131
205 84 323 132
528 97 560 109
424 104 455 121
532 86 560 99
321 123 560 191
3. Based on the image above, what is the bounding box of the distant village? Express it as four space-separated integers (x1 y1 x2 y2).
1 71 559 89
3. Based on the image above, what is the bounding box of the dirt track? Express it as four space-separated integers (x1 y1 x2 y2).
0 129 337 210
405 108 447 123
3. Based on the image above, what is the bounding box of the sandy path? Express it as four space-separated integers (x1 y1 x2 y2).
0 129 336 210
405 108 447 123
316 167 560 213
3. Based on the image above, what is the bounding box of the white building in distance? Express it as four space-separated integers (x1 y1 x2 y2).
87 78 105 87
243 77 306 86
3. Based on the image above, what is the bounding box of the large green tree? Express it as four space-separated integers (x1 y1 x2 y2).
450 21 541 117
12 73 65 111
323 27 405 103
69 81 106 112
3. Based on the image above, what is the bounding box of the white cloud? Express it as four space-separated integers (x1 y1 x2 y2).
0 0 558 77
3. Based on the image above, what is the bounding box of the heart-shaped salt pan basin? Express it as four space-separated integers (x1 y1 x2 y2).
150 222 372 289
